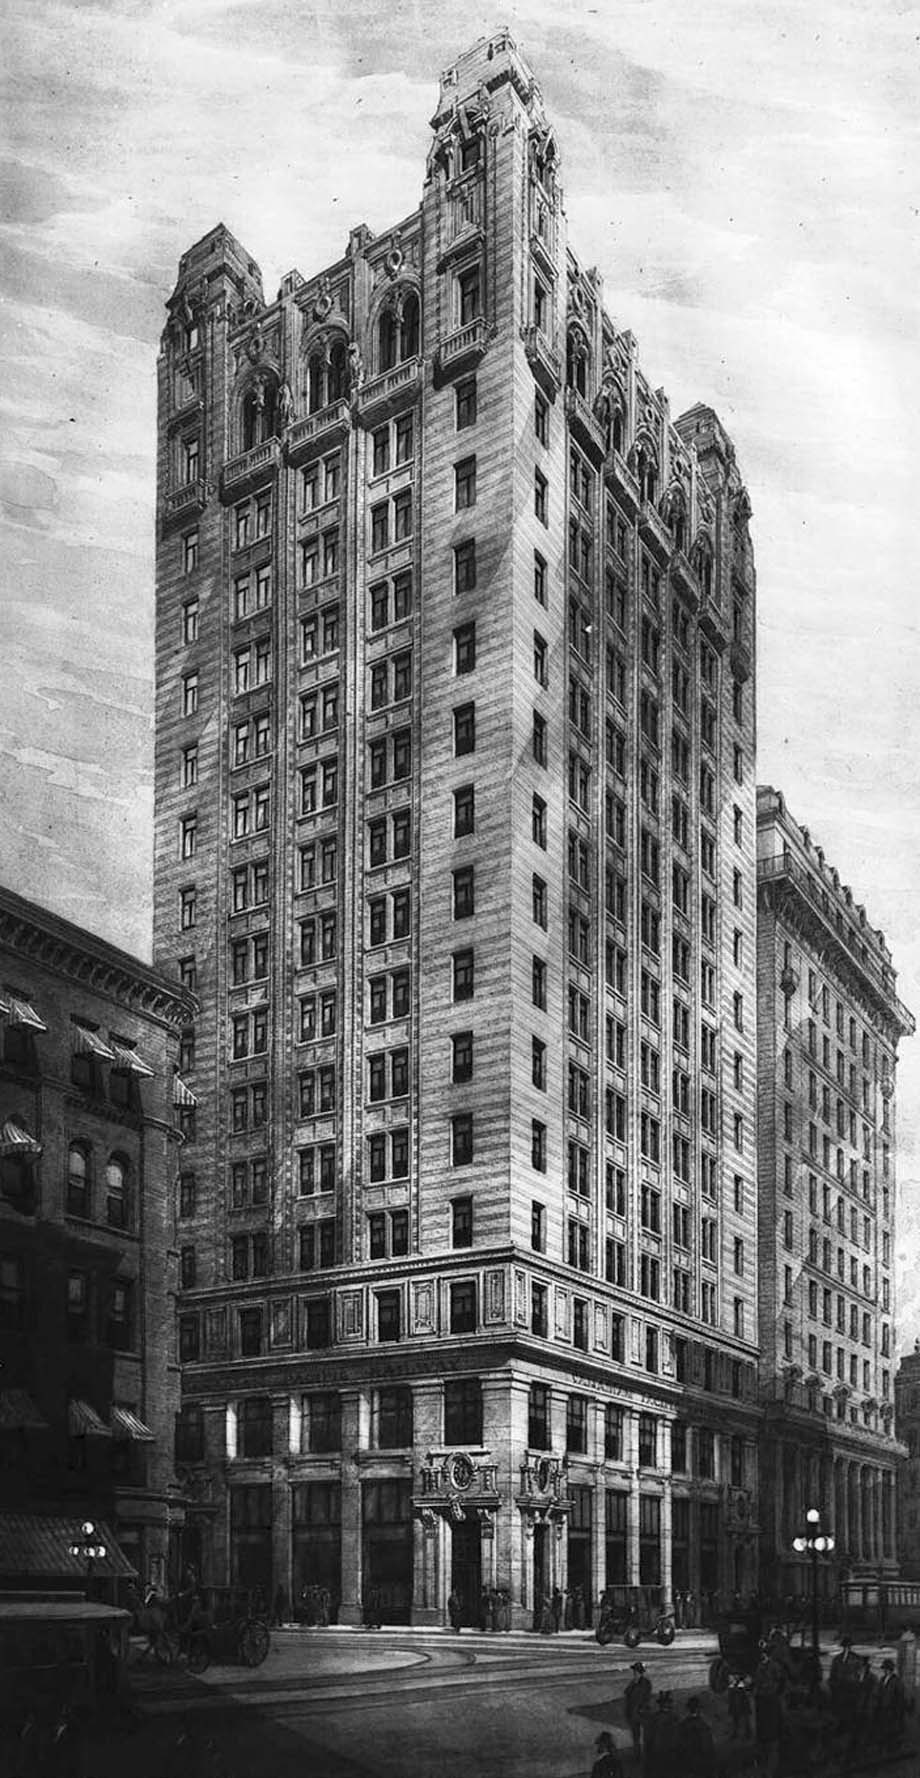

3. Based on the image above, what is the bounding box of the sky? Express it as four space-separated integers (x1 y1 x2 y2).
1 0 919 1341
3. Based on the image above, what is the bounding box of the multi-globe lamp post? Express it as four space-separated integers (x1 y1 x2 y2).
793 1506 835 1664
69 1519 107 1595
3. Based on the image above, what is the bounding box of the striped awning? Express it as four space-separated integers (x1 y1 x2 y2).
0 995 47 1032
110 1041 155 1078
68 1398 112 1438
173 1074 198 1108
72 1025 114 1060
0 1119 42 1159
0 1389 48 1432
110 1406 155 1444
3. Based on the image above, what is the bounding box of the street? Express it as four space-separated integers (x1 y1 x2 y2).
126 1628 710 1777
95 1627 920 1778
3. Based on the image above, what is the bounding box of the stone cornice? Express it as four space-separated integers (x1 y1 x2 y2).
0 886 195 1032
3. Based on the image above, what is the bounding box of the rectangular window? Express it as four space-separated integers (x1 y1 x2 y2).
455 456 477 511
456 377 477 429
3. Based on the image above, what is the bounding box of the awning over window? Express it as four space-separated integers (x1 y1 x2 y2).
0 1389 48 1432
68 1398 112 1438
173 1074 198 1108
0 995 47 1032
0 1120 42 1159
72 1025 114 1060
109 1041 155 1078
0 1513 137 1581
110 1406 155 1443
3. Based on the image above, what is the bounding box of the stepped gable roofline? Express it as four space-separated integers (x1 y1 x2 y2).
0 883 195 1031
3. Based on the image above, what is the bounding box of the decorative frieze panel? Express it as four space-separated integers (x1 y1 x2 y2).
483 1268 506 1325
412 1279 437 1336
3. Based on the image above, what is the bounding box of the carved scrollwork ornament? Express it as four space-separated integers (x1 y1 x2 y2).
419 1507 439 1539
385 242 404 279
313 278 332 322
447 1451 474 1492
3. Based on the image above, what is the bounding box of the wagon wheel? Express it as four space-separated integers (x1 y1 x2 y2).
709 1656 730 1693
657 1616 676 1647
239 1619 270 1667
187 1633 211 1676
624 1625 641 1650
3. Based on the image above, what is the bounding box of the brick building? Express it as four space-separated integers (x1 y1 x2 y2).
756 789 913 1597
155 32 762 1627
0 885 193 1591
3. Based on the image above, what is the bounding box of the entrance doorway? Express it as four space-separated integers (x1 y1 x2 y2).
450 1515 482 1627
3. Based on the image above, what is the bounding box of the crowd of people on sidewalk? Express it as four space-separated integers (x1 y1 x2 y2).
590 1630 917 1778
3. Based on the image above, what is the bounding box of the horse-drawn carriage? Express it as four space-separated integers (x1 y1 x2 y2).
708 1609 820 1703
595 1584 675 1649
131 1583 270 1672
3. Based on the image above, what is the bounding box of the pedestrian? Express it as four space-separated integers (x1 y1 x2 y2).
624 1660 652 1756
564 1588 573 1630
551 1586 564 1634
540 1592 553 1635
643 1691 679 1778
447 1588 462 1632
876 1656 906 1751
573 1585 586 1630
726 1672 752 1741
318 1584 330 1627
752 1642 785 1778
675 1696 716 1778
591 1729 624 1778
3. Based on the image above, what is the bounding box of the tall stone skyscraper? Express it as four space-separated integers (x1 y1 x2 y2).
155 32 761 1626
756 788 913 1598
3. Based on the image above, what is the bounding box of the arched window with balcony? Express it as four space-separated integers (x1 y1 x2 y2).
105 1153 129 1230
306 336 349 413
67 1143 90 1219
566 327 590 399
377 289 420 374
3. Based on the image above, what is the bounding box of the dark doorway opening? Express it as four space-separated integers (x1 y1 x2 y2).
450 1514 482 1627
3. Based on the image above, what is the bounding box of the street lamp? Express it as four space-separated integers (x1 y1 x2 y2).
793 1507 835 1667
69 1519 107 1594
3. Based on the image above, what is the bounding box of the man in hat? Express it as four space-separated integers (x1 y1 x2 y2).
625 1660 652 1755
643 1691 679 1778
676 1696 716 1778
591 1729 624 1778
875 1656 906 1751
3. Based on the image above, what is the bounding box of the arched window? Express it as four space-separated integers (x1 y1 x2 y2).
241 381 276 450
636 444 658 506
668 489 687 554
328 339 348 402
67 1144 89 1219
379 308 398 373
307 352 325 415
400 293 420 362
106 1155 129 1230
566 330 589 398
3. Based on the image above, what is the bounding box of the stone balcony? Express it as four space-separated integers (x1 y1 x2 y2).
638 497 672 566
163 479 207 527
285 400 351 466
564 385 605 467
356 359 422 426
220 439 280 501
521 325 562 399
434 317 488 383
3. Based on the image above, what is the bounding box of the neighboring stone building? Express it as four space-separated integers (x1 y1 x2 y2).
155 31 762 1628
0 885 193 1592
756 789 914 1599
895 1346 920 1578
